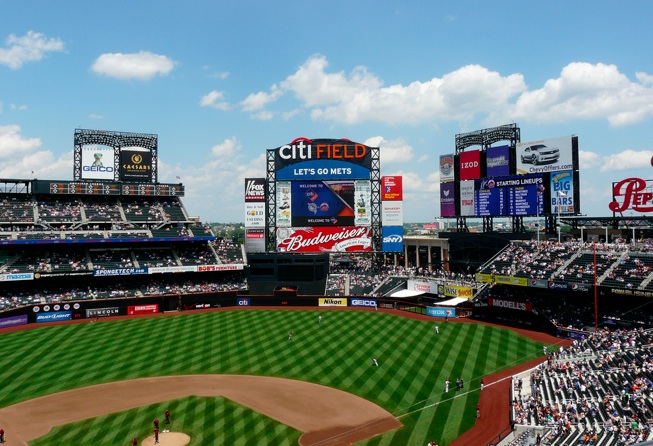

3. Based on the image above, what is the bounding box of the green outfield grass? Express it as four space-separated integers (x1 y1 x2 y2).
0 310 549 445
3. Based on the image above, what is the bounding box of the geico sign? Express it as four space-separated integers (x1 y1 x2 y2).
351 299 377 307
83 166 114 172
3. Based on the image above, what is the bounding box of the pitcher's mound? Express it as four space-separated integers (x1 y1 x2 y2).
142 432 190 446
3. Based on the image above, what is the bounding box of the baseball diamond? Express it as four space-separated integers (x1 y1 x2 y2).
0 308 557 445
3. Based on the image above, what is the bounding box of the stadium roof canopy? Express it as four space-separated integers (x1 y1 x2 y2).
438 297 468 306
390 290 424 298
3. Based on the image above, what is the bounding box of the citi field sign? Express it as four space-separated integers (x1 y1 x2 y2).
275 137 373 180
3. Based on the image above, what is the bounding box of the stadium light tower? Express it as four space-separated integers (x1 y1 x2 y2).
557 190 565 243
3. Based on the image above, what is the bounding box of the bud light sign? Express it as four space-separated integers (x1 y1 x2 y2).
382 226 404 252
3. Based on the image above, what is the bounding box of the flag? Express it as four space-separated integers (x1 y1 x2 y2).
31 170 34 174
176 176 181 180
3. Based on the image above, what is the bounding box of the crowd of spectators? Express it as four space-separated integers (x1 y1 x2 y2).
512 328 653 445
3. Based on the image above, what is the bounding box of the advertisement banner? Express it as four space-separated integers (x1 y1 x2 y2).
236 298 250 306
94 268 148 277
319 297 347 306
382 176 403 200
274 138 372 180
550 170 574 214
120 148 153 182
528 279 548 288
197 264 244 271
408 280 439 294
0 314 28 329
382 202 404 226
276 181 292 227
291 180 356 227
381 226 404 252
245 228 266 253
354 180 372 226
439 154 454 183
276 226 371 253
148 266 198 274
437 284 473 299
244 178 266 202
440 182 456 217
245 202 266 228
0 273 34 282
488 298 532 312
516 135 573 175
475 273 528 286
459 180 475 216
36 311 72 322
426 307 456 318
81 146 115 180
349 298 377 307
86 307 120 318
127 304 159 315
486 145 511 177
459 149 481 181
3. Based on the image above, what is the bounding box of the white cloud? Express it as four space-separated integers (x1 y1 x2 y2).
0 125 41 159
579 150 602 170
241 56 653 129
200 90 230 110
0 125 70 178
241 86 283 113
10 104 28 111
506 63 653 127
211 137 240 158
363 136 414 163
600 149 653 172
91 51 175 80
162 139 266 222
0 31 64 69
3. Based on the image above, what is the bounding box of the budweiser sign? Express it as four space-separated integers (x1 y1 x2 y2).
609 177 653 213
276 226 372 253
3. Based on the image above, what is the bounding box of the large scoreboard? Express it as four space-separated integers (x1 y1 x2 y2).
473 175 544 217
267 138 380 253
440 127 580 219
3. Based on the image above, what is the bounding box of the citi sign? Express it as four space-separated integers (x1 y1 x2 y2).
237 298 250 306
279 137 367 161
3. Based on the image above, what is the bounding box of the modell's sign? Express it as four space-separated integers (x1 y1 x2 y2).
276 226 371 253
488 298 532 312
244 178 266 202
609 177 653 213
274 137 373 180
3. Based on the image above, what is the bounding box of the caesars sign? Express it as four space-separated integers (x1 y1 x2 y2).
274 137 373 180
120 148 152 181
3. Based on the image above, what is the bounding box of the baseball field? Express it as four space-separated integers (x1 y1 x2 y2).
0 308 552 445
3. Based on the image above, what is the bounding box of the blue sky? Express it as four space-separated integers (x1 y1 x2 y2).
1 1 653 223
